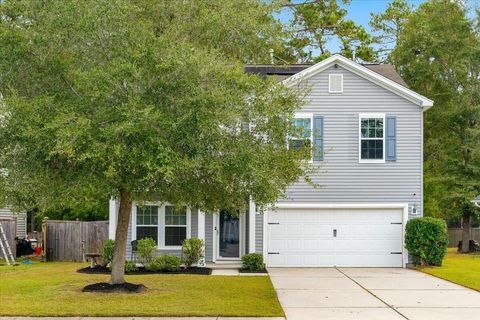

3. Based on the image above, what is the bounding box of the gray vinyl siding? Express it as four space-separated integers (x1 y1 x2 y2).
255 214 264 254
191 209 198 238
282 65 423 217
0 208 27 238
205 214 214 262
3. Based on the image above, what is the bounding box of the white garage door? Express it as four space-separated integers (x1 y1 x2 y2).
267 207 404 267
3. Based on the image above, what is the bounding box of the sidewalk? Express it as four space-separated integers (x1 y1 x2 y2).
0 317 285 320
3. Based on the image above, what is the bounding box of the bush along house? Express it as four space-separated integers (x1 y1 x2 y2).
108 55 433 268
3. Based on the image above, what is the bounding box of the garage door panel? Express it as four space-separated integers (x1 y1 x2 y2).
267 207 404 267
335 253 402 267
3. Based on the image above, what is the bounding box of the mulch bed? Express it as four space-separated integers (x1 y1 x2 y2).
239 268 268 274
82 282 146 293
77 265 212 275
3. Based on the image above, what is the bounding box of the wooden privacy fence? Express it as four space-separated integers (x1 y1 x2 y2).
43 220 108 262
0 218 16 257
448 228 480 247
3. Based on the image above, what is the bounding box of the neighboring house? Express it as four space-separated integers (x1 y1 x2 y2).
109 55 433 268
0 207 27 238
472 195 480 207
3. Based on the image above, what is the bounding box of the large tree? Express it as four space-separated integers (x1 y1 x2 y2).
0 0 312 284
393 0 480 252
279 0 376 63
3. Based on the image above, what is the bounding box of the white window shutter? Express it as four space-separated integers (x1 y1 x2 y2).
329 74 343 93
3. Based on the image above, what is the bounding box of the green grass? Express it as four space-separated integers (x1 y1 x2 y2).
421 248 480 291
0 262 284 317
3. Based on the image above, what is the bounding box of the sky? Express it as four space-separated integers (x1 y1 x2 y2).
276 0 480 54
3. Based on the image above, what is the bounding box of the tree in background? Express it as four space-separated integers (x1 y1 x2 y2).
369 0 413 62
279 0 376 63
393 0 480 252
0 0 312 284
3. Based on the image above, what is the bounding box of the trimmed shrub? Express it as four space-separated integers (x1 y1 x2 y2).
136 238 157 266
182 238 204 268
405 217 448 266
125 260 138 273
146 255 181 272
241 253 265 271
102 239 115 266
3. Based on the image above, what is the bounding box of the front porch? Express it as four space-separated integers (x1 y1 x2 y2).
108 199 265 265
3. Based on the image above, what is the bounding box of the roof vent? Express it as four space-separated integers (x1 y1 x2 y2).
329 74 343 93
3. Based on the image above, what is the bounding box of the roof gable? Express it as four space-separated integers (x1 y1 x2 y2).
282 55 433 110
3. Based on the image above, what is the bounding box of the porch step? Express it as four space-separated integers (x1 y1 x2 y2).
206 262 242 269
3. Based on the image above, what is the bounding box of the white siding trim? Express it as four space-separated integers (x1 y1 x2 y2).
421 109 424 217
212 213 217 262
262 210 268 264
131 204 137 241
272 203 409 209
108 198 117 240
248 198 256 254
197 210 205 241
402 205 409 267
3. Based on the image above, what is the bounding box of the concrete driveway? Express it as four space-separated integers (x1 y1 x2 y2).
269 267 480 320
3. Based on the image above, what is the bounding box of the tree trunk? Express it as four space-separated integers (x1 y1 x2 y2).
110 189 132 284
461 213 471 253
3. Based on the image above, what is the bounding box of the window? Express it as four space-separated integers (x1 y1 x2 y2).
136 205 158 244
164 206 187 246
359 114 385 163
289 114 312 158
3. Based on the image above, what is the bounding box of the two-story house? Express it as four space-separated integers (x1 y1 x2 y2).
108 55 433 268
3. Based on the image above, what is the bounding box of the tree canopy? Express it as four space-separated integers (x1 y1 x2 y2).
279 0 376 63
392 0 480 251
0 0 312 283
369 0 413 62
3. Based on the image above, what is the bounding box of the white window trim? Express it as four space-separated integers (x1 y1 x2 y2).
291 112 313 163
328 74 343 93
159 204 191 250
358 113 386 164
132 202 191 250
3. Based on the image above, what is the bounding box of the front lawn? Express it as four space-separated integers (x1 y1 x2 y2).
421 248 480 291
0 262 284 317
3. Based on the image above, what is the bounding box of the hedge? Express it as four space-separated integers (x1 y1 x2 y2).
405 217 448 266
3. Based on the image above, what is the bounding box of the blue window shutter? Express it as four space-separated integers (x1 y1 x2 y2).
386 116 396 161
313 116 324 161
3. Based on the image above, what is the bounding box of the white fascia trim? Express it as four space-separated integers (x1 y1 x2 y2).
283 54 434 111
271 202 409 209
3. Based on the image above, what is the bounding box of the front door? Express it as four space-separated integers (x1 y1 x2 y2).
218 211 240 259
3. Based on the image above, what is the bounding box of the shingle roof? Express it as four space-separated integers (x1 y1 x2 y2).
245 63 408 87
362 64 408 87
